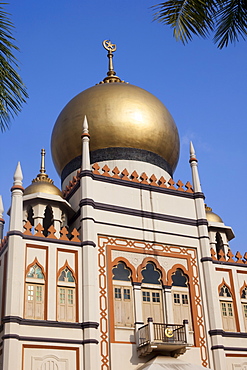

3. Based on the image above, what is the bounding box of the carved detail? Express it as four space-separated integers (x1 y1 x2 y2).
92 163 100 175
121 169 130 181
227 249 235 263
130 170 139 183
235 251 244 264
34 223 45 237
112 166 120 179
140 172 149 184
210 248 217 261
23 220 33 235
218 249 226 261
102 164 111 177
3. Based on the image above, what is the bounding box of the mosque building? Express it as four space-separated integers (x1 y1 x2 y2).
0 40 247 370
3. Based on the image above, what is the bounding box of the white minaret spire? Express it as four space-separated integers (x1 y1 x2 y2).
0 195 4 240
81 115 91 171
189 141 202 193
9 162 24 232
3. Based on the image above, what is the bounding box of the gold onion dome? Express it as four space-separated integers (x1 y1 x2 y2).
24 149 62 197
51 40 180 180
205 205 223 223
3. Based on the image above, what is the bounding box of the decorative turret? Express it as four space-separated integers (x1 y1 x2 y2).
24 149 62 196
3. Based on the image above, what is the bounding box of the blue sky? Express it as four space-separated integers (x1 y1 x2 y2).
1 1 247 255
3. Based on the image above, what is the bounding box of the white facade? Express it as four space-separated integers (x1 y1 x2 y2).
0 56 247 370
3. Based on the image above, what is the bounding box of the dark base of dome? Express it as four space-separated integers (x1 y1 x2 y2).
61 147 174 183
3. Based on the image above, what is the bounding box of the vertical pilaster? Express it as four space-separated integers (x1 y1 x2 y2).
3 162 25 370
80 116 100 370
190 143 226 370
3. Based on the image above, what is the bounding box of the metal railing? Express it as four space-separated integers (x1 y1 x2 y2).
153 323 186 343
138 320 187 347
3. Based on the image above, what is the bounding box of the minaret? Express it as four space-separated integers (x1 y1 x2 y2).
80 116 99 369
190 142 227 369
0 195 4 240
9 162 24 232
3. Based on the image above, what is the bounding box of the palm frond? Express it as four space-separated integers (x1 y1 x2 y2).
153 0 216 44
0 3 28 132
214 0 247 48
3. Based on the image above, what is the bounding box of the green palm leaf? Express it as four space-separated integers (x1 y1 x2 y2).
0 3 28 132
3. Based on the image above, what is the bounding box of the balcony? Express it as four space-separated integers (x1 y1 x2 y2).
137 318 190 357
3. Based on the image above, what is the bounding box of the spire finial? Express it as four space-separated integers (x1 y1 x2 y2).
103 40 117 76
13 162 23 186
100 40 124 84
0 195 4 219
40 148 46 174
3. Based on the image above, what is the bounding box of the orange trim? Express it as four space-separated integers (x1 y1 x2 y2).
216 267 240 332
167 264 190 286
136 256 166 285
237 270 247 274
226 354 247 357
101 236 207 365
56 249 78 322
25 257 46 280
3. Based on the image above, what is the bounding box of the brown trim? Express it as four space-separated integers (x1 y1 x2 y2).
10 185 24 192
216 267 240 332
22 344 80 370
136 256 166 284
1 252 8 319
100 236 208 368
237 270 247 274
56 249 79 322
226 354 247 357
167 264 190 286
218 278 232 295
111 257 137 282
24 245 48 320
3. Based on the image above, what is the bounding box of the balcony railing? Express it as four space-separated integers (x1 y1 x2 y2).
137 318 189 357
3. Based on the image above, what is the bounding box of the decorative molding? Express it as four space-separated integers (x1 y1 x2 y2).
80 198 207 227
81 240 96 247
2 333 98 345
211 345 247 351
98 236 209 369
209 329 247 338
2 316 99 329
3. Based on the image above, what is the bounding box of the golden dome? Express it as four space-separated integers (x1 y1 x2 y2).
51 82 179 178
24 177 62 196
24 149 63 197
205 205 223 223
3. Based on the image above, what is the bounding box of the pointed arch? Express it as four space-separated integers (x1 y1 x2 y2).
167 264 189 286
111 257 137 282
25 257 46 280
240 281 247 299
137 257 166 284
57 260 77 284
218 278 232 297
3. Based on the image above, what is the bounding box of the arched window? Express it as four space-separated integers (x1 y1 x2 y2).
57 265 76 322
219 282 235 331
112 262 134 327
141 262 163 324
25 262 45 320
171 269 192 330
240 284 247 331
